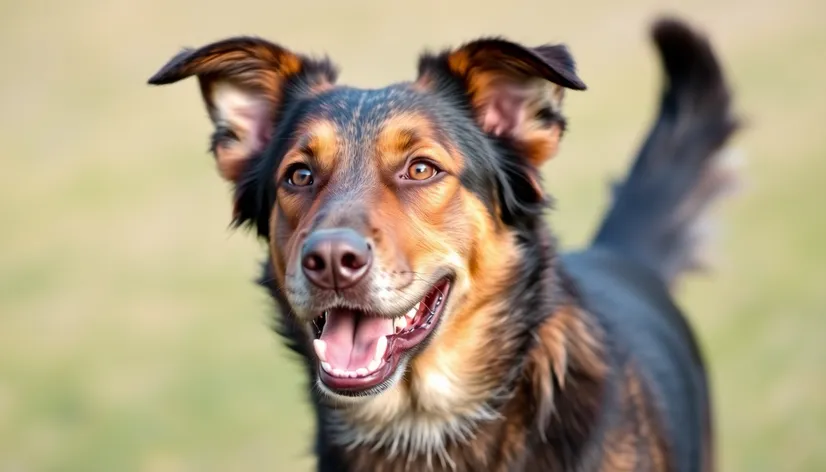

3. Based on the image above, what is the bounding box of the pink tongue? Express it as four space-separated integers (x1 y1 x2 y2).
319 309 394 371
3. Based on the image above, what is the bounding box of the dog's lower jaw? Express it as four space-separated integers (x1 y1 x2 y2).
314 355 411 405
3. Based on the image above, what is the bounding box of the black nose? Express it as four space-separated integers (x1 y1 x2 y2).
301 228 373 290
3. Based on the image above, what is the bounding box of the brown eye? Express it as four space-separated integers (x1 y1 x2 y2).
287 165 314 187
406 161 438 181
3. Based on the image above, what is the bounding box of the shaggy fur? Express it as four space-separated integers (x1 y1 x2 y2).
149 16 738 472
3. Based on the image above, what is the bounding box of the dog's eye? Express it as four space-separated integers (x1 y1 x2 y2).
406 161 439 181
287 165 314 187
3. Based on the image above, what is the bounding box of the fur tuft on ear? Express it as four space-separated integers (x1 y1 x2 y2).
148 37 337 183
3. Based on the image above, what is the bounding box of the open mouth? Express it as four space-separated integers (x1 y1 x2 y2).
311 277 452 395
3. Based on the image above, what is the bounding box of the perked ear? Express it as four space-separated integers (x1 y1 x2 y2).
417 39 586 207
148 37 337 182
418 39 585 167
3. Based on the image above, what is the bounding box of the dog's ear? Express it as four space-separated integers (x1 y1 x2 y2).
148 37 337 182
417 39 585 210
417 39 585 167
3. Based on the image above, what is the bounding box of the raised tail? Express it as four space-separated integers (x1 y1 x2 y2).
591 18 741 288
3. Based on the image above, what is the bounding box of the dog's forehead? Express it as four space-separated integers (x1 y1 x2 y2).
310 84 431 124
298 84 447 150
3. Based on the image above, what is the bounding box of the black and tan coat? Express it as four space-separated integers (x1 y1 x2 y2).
149 17 738 472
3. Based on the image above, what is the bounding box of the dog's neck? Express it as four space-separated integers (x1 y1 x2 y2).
263 226 607 470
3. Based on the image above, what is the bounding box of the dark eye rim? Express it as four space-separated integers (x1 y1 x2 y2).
284 163 315 188
400 157 444 184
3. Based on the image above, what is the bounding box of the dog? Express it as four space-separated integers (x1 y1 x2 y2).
148 16 738 472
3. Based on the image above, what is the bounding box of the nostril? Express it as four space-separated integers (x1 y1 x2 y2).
303 254 326 272
340 252 363 270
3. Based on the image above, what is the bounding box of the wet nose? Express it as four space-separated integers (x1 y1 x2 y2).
301 228 373 290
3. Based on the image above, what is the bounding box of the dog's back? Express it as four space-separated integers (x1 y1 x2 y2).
562 19 739 471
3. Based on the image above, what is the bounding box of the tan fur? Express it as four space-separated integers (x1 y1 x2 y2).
597 363 672 472
528 305 606 437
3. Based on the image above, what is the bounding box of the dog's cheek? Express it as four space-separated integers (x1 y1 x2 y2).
408 181 471 273
272 183 321 275
458 190 508 281
276 187 309 230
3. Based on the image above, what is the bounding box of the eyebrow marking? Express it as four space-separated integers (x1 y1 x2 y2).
388 127 420 154
290 119 339 175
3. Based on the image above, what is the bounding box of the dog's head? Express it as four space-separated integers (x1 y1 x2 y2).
149 36 584 413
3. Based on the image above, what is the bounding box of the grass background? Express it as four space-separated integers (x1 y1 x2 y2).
1 0 824 470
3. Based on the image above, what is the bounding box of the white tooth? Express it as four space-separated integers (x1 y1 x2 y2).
374 336 388 361
367 359 381 372
393 316 407 333
313 339 327 362
355 367 369 377
320 362 332 373
333 368 345 377
406 302 421 319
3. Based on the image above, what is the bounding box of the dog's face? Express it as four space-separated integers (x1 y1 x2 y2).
149 37 584 413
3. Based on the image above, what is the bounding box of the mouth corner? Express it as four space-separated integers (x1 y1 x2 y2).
309 275 453 398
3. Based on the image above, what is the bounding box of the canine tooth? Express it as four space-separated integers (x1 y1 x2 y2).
406 302 421 319
393 316 407 333
355 368 368 377
374 336 388 361
367 359 381 372
320 362 332 373
312 339 327 362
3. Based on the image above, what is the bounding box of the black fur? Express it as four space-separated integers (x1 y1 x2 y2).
592 19 740 286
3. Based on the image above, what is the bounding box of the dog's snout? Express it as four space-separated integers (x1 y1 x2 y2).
301 229 372 290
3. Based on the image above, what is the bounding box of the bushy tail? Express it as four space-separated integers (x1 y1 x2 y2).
591 18 741 288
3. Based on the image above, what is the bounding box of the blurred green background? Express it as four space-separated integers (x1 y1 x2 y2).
1 0 824 470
